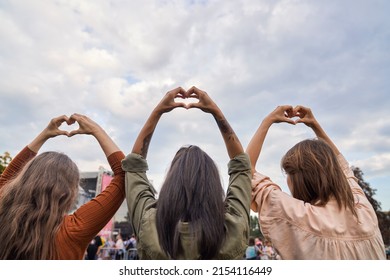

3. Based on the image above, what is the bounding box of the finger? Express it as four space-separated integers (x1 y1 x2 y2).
57 129 70 137
70 113 89 126
187 92 198 100
177 87 187 97
168 87 186 98
279 105 293 111
292 109 300 118
68 129 81 137
173 102 186 109
70 113 87 120
175 93 186 99
67 113 79 125
284 106 295 118
186 86 197 98
52 115 69 127
67 117 76 125
293 105 306 117
69 114 78 123
186 102 201 110
186 86 204 99
284 118 296 125
54 115 69 123
174 91 186 100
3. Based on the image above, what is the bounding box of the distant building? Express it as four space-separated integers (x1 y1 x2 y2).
71 166 130 240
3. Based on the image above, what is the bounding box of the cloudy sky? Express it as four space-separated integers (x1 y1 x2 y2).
1 0 389 211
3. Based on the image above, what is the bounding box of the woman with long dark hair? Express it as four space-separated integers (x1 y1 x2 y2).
122 86 252 259
0 114 125 259
246 105 385 259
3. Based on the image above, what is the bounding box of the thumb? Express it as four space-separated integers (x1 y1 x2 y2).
68 129 81 137
285 118 296 125
173 102 186 109
186 103 201 110
56 129 70 137
63 132 71 137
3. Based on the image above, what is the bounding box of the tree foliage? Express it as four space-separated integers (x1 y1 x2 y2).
249 214 263 239
352 167 381 211
0 152 12 175
352 166 390 246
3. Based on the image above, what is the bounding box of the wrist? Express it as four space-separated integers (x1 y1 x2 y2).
261 116 274 128
151 107 164 118
28 132 48 153
309 119 320 129
92 127 107 138
38 130 53 142
210 105 223 118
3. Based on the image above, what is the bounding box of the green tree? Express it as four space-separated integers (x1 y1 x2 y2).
353 167 381 211
249 214 263 239
0 152 12 175
352 166 390 246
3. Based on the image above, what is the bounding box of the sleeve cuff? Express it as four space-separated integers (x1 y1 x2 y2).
121 153 149 172
24 146 38 158
107 151 125 175
227 152 251 175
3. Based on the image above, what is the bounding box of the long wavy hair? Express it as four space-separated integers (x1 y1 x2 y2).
156 145 226 259
281 139 356 216
0 152 79 259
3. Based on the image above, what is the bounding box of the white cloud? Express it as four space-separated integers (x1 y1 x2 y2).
351 153 390 178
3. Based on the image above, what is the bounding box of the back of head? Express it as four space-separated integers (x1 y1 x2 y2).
156 145 225 259
0 151 79 259
281 139 355 214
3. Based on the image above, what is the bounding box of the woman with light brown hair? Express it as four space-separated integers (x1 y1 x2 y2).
0 114 125 259
246 105 385 259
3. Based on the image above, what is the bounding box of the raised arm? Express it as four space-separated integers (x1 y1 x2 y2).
186 86 243 159
1 115 70 188
131 87 187 158
294 106 340 155
246 105 295 175
64 114 126 244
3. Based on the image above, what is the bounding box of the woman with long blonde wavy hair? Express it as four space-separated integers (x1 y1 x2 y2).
0 114 125 259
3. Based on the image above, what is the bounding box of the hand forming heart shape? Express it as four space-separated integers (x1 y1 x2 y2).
47 113 100 138
45 115 79 137
60 118 79 135
273 105 315 125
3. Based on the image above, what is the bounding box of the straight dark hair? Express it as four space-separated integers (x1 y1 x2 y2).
156 145 225 259
281 139 356 216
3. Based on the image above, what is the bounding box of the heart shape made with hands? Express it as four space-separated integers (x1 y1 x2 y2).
58 121 80 132
53 115 83 137
280 105 311 124
59 119 79 134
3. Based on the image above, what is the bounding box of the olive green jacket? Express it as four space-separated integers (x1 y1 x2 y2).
121 152 252 260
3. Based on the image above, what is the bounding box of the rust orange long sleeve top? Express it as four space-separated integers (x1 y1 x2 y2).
0 146 125 259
